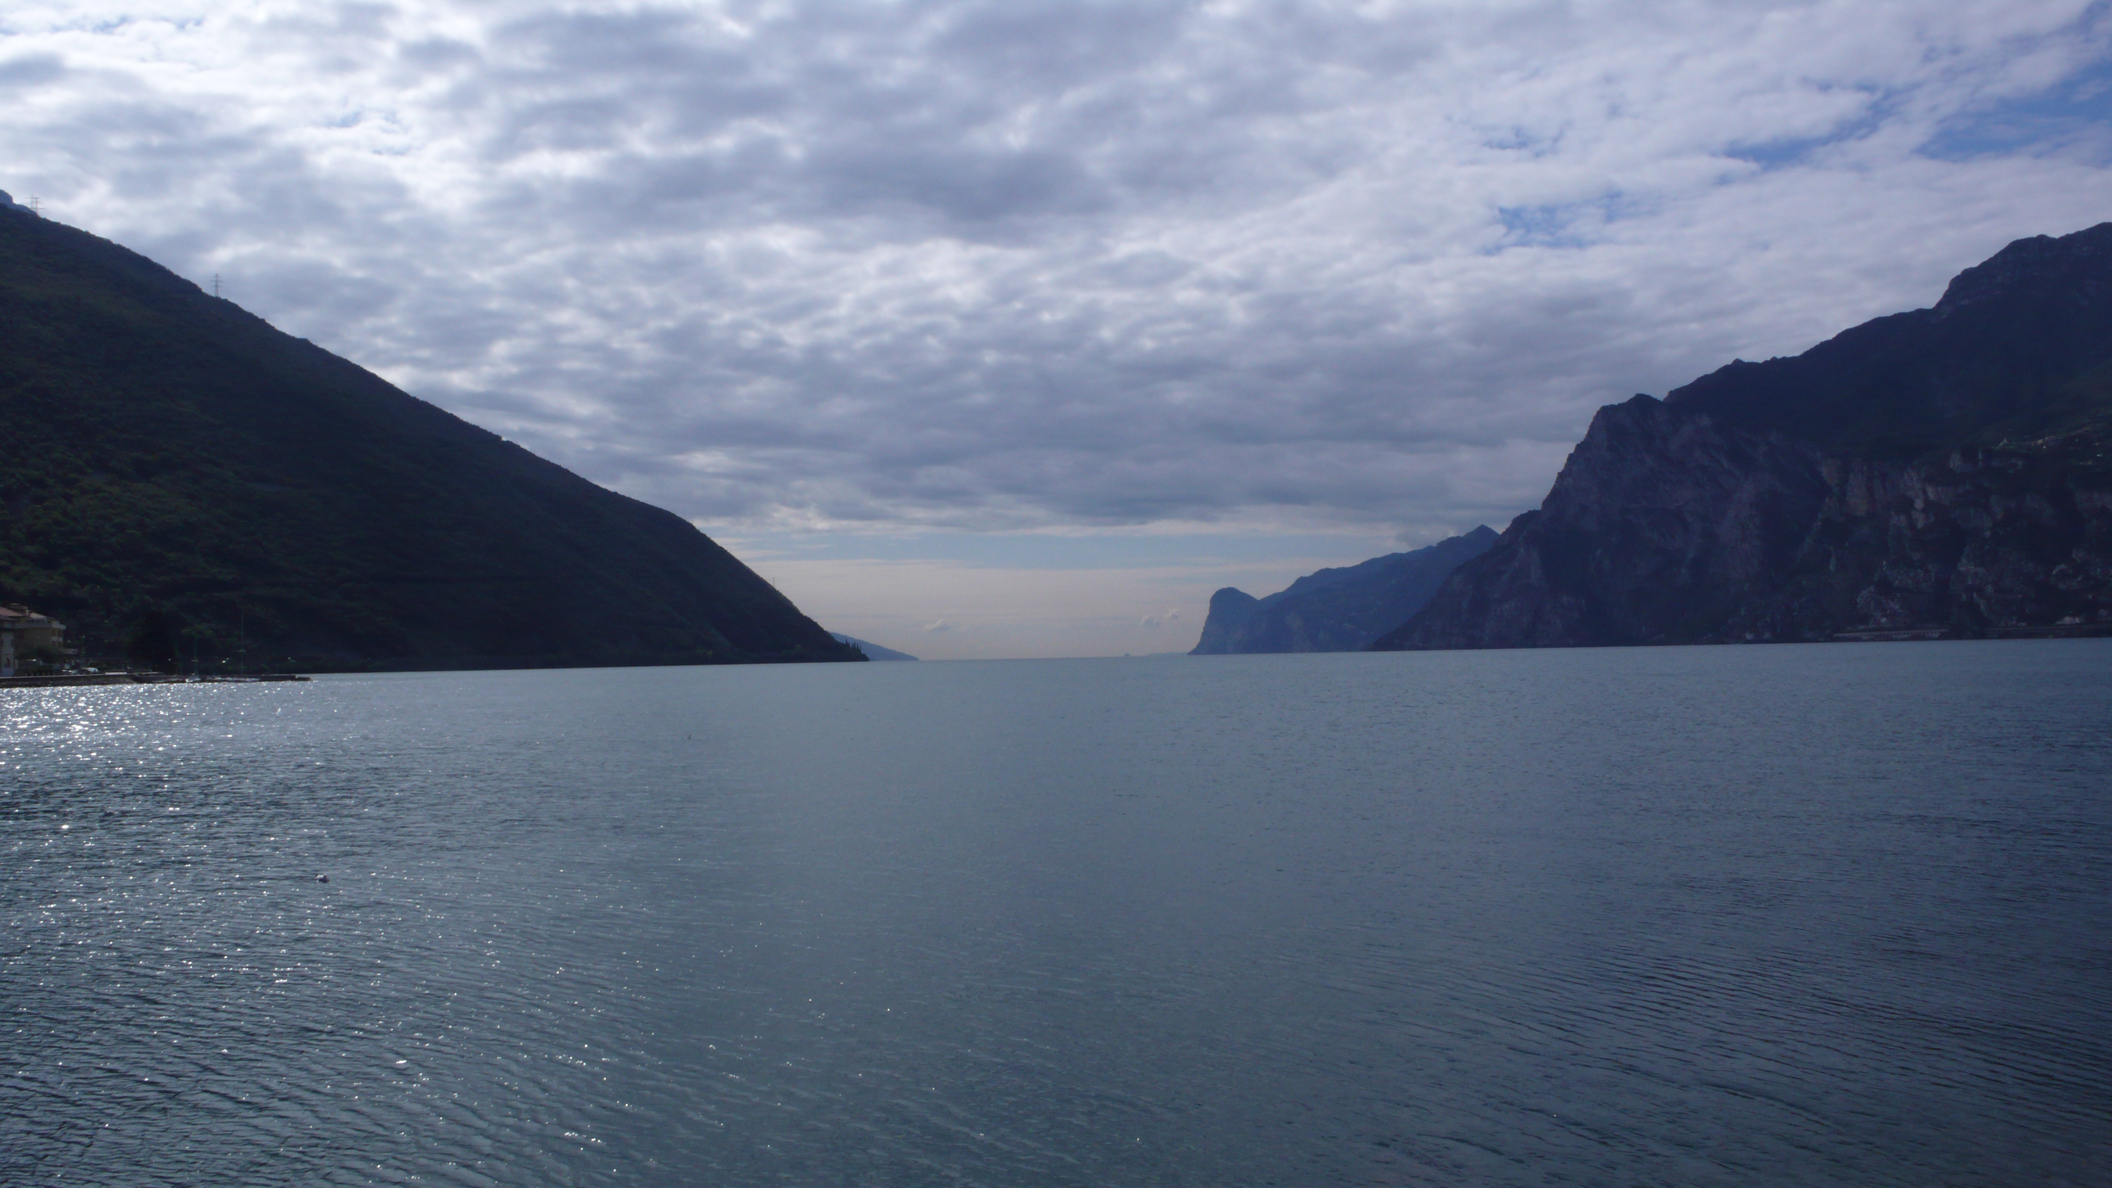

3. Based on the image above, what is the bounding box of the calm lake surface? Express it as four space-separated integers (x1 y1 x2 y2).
3 642 2109 1186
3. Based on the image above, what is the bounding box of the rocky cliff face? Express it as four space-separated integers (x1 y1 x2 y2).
1375 224 2112 650
1192 527 1497 653
1191 587 1264 653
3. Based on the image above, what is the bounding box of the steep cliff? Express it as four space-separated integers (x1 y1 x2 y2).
0 204 861 669
1375 224 2112 650
1192 527 1497 653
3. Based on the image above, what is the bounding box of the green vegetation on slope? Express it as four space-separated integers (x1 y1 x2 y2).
0 209 859 670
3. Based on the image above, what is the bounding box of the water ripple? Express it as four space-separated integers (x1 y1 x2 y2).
3 645 2110 1185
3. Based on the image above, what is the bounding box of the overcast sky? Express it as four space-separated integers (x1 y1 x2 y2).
4 1 2109 657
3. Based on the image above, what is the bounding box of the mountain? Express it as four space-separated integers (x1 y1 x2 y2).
0 204 862 670
830 633 919 661
1191 527 1499 654
1374 224 2112 651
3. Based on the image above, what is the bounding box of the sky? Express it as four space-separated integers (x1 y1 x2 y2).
3 0 2109 658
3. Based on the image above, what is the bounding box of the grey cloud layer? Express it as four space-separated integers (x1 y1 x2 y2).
4 0 2109 539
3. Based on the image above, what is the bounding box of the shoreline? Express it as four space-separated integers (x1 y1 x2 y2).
0 672 310 688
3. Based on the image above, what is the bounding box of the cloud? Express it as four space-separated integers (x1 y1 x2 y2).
0 0 2107 552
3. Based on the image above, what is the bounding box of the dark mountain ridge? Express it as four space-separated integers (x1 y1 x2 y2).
0 205 860 669
830 633 919 661
1375 223 2112 651
1191 526 1497 653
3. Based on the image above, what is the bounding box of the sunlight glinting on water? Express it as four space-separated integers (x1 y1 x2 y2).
3 645 2110 1185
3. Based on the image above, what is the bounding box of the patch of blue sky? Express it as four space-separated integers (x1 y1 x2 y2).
1496 203 1590 248
1725 122 1870 169
722 530 1418 571
1492 191 1651 251
1724 93 1892 171
1480 125 1562 157
1921 57 2112 161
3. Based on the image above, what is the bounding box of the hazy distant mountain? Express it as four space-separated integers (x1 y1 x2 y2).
830 633 919 661
0 207 861 670
1376 224 2112 650
1191 527 1499 654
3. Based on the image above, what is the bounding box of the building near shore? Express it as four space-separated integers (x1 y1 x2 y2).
0 604 67 676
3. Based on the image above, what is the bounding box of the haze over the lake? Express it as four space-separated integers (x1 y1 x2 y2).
3 0 2107 657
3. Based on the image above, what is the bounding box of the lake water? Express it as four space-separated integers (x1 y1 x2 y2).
3 642 2108 1186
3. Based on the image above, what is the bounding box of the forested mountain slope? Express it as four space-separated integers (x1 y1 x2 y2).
0 205 859 670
